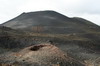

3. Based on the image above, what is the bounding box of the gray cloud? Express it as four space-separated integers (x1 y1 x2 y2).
75 0 100 14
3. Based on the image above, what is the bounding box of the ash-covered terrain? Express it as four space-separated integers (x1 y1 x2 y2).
0 10 100 66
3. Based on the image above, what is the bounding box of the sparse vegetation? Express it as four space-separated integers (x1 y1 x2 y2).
0 11 100 66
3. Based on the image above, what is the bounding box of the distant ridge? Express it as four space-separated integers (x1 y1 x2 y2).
2 10 100 34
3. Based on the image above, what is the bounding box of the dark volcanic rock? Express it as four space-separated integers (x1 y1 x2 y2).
0 43 85 66
0 10 100 66
2 10 100 34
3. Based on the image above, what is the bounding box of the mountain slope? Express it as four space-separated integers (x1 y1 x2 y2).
2 10 100 34
0 10 100 66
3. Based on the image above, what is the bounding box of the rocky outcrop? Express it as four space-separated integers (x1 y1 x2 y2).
0 43 85 66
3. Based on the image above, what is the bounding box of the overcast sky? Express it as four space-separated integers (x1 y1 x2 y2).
0 0 100 25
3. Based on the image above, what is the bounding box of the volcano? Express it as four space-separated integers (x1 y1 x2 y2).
2 10 100 34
